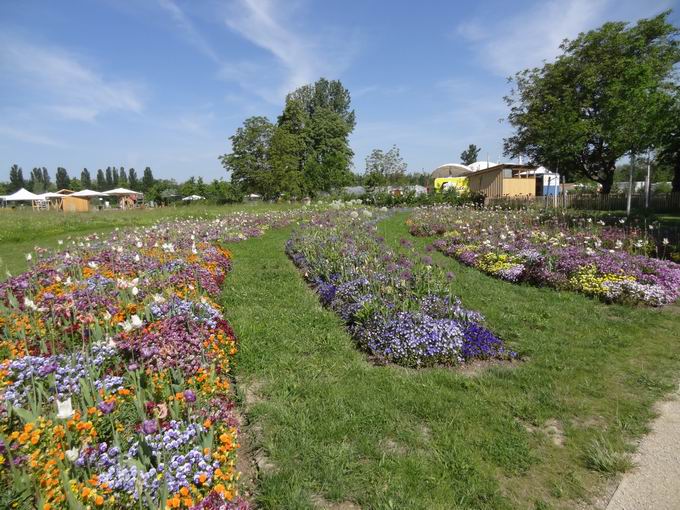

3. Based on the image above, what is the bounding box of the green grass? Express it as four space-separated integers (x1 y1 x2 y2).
223 212 680 509
1 208 679 509
0 203 291 276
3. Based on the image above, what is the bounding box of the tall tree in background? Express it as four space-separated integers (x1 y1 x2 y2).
286 78 356 131
96 169 106 191
8 164 25 192
28 167 46 193
460 144 481 165
81 168 92 189
118 167 128 187
41 167 51 189
56 167 71 190
112 168 120 186
504 12 680 193
220 116 274 195
365 145 408 187
142 167 155 192
105 167 114 188
269 99 307 198
128 168 139 190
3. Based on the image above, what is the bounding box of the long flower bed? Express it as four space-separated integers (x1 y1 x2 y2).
0 211 302 510
286 211 512 367
408 207 680 306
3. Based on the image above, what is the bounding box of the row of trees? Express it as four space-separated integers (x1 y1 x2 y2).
5 165 156 194
504 11 680 193
221 78 357 199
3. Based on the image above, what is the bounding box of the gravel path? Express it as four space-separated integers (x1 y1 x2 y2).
606 387 680 510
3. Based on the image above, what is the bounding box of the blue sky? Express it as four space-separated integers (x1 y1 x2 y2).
1 0 678 182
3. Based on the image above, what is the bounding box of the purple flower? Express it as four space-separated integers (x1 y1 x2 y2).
98 400 116 415
142 419 158 435
184 390 197 403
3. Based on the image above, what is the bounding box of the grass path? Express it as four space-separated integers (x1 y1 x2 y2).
223 213 680 510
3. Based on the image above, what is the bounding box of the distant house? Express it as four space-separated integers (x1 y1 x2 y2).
466 164 538 199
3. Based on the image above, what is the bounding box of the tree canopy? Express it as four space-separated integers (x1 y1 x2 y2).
364 145 408 187
504 11 680 193
460 144 481 166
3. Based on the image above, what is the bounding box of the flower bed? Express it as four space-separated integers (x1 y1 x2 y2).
407 207 680 306
286 211 512 367
0 211 303 510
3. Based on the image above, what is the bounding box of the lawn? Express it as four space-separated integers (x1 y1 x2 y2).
1 207 679 509
223 211 680 509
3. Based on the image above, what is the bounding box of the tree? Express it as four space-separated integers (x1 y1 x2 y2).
142 167 155 192
81 168 92 189
460 144 481 165
8 164 25 192
41 168 51 190
112 168 120 186
220 116 275 195
118 167 128 187
96 169 106 191
105 167 114 188
56 167 71 190
285 78 355 131
128 168 139 190
365 145 408 186
269 99 308 198
504 12 680 193
28 167 47 193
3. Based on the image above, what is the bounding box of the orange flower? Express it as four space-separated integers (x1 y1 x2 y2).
198 473 207 484
179 487 189 497
94 494 104 505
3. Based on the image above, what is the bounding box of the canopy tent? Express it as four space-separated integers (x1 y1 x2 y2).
70 189 109 198
104 187 143 196
37 192 67 199
182 195 205 201
3 188 43 201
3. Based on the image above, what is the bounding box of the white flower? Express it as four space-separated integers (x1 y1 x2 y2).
131 287 139 296
162 243 175 253
663 238 669 246
65 447 80 462
130 314 143 328
88 261 98 269
153 294 166 303
191 244 198 255
615 240 623 249
585 247 595 256
350 211 359 219
103 310 112 321
134 254 140 262
136 241 143 248
619 218 626 224
25 253 32 261
56 398 74 420
23 297 38 310
64 252 71 260
57 239 63 245
649 225 654 230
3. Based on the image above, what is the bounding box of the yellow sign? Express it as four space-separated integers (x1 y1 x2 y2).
434 177 469 191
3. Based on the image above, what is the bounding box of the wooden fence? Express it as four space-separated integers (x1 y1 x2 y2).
487 193 680 213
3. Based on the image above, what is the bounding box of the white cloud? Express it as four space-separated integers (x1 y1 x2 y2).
0 37 144 121
456 0 674 76
157 0 221 63
0 125 66 148
223 0 358 100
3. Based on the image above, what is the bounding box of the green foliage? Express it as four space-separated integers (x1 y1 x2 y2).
128 167 139 190
142 167 154 192
657 87 680 191
55 167 70 190
118 166 129 186
8 164 25 192
504 11 680 193
27 167 50 193
80 168 92 189
96 169 106 191
365 145 408 186
460 144 481 165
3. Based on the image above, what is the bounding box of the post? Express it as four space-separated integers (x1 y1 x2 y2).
644 153 651 210
626 156 634 217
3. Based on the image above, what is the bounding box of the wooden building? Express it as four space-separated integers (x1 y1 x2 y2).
466 164 537 199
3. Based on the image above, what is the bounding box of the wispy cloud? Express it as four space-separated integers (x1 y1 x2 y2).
223 0 358 100
0 125 66 148
0 37 144 121
456 0 674 76
157 0 221 63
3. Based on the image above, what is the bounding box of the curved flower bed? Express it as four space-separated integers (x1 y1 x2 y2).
0 211 302 510
286 211 512 367
408 207 680 306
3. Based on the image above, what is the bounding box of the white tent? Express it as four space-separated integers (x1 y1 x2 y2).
432 164 472 179
468 160 500 172
104 187 143 196
182 194 205 201
37 192 67 199
70 189 109 198
3 188 42 201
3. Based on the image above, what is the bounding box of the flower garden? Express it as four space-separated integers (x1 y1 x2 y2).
286 211 512 367
408 206 680 306
0 211 303 510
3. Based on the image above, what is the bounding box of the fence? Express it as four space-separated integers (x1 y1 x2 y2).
487 192 680 213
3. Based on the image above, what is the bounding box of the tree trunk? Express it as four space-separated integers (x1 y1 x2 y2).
598 165 616 195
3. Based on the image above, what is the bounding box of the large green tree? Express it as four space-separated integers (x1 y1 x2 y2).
504 12 680 193
658 87 680 191
96 169 106 191
269 99 307 198
285 78 355 131
220 116 275 196
128 168 139 190
55 167 71 190
8 164 25 192
142 167 155 192
81 168 92 189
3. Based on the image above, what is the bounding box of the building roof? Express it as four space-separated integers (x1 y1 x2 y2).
431 163 472 178
468 163 540 177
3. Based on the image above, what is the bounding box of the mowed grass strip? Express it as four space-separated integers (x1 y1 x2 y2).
225 214 680 510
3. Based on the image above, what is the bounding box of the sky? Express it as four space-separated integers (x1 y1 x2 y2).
1 0 678 182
